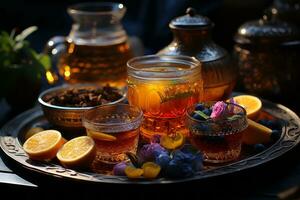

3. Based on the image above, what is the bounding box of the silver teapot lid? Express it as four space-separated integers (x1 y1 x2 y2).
235 13 299 45
169 7 214 30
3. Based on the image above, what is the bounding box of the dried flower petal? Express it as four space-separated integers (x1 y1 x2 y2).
137 143 167 164
113 162 127 176
210 101 227 119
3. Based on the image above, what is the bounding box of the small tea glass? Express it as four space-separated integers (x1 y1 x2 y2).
82 104 143 173
186 102 248 163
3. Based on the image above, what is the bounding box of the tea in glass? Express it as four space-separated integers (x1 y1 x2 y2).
47 3 133 87
186 102 248 163
82 104 143 173
127 55 203 140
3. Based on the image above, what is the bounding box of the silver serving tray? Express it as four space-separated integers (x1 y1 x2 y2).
1 100 300 184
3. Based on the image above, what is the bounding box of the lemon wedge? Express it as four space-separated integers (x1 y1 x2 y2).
23 130 65 161
242 119 272 145
86 129 117 141
56 136 96 169
125 166 144 179
142 162 161 179
233 95 262 120
160 132 185 150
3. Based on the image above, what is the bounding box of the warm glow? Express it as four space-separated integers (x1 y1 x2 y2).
64 65 71 80
46 70 56 85
68 43 75 54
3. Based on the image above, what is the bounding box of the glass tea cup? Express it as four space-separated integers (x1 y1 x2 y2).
127 55 203 141
82 104 143 172
186 102 248 163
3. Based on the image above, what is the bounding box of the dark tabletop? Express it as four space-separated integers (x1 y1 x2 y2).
1 99 300 200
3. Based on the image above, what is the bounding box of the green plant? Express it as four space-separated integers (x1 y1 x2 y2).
0 26 51 107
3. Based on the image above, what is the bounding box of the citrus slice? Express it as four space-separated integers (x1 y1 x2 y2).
232 95 262 120
124 166 144 179
57 136 96 169
86 129 117 141
25 127 44 140
23 130 65 161
142 162 161 179
160 132 185 150
242 119 272 145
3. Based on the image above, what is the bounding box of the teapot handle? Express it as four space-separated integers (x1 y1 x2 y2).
43 36 67 84
44 36 67 63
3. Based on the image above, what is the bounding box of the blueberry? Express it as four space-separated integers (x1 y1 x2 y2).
155 153 171 169
254 144 266 152
192 113 205 120
195 103 205 111
202 108 212 116
271 130 281 141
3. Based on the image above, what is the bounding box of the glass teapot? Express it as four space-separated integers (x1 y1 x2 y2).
45 2 133 88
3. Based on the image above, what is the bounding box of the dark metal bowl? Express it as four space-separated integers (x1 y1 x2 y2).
38 84 127 130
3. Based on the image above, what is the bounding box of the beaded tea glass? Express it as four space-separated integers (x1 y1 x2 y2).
82 104 143 173
186 102 248 163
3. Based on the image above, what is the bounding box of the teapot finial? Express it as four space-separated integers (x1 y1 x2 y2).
186 7 196 17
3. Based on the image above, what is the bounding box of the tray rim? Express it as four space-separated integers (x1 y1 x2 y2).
1 100 300 184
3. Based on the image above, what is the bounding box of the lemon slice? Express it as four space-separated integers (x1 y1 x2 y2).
160 132 185 150
233 95 262 120
142 162 161 179
23 130 65 161
242 119 272 145
125 166 144 179
86 129 117 141
56 136 96 169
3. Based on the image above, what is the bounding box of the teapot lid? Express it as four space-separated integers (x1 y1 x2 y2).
169 7 214 29
235 13 299 45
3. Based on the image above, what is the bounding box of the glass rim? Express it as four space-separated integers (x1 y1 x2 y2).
67 2 126 16
186 102 247 124
127 55 201 80
82 103 143 127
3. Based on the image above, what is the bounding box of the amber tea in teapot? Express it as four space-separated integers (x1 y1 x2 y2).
47 3 133 87
58 40 132 87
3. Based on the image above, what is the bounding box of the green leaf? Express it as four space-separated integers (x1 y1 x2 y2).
227 115 241 121
37 54 51 70
194 110 210 120
158 91 194 103
15 26 37 42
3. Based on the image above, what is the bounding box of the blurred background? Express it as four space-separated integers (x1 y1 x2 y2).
0 0 274 53
1 0 299 122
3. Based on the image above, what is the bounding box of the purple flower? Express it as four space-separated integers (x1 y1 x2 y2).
113 162 127 176
210 101 227 119
137 143 167 163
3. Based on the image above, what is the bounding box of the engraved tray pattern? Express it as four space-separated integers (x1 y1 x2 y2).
1 100 300 184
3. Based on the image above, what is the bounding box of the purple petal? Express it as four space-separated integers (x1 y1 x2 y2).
210 101 227 119
113 162 127 176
